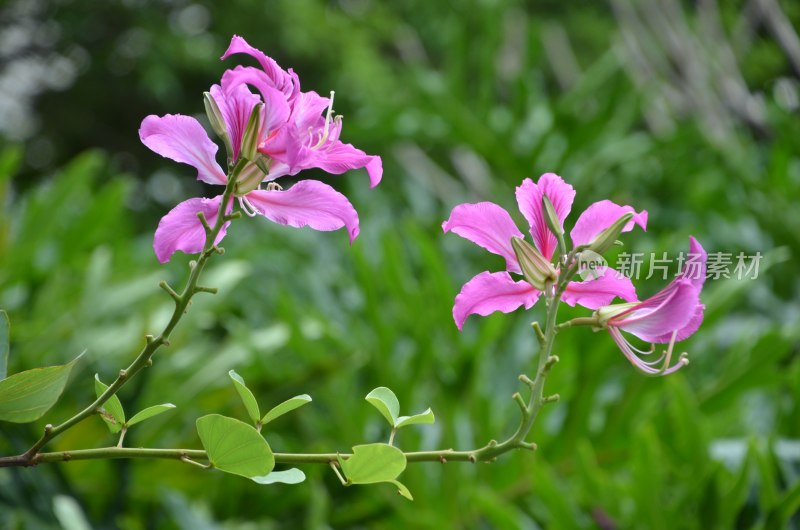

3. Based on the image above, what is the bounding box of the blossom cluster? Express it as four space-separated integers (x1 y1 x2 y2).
140 36 382 263
444 174 706 376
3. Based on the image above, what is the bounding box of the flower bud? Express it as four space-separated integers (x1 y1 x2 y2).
234 157 268 195
240 103 264 162
595 302 638 326
542 195 567 257
511 236 557 290
203 92 232 156
588 213 633 255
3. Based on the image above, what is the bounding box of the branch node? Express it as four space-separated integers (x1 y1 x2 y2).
162 339 171 347
439 455 447 464
543 393 560 404
512 392 527 414
225 211 243 221
531 321 546 346
213 246 225 255
487 439 498 448
518 441 538 452
146 359 153 367
44 424 54 435
468 454 476 464
145 334 155 344
196 211 212 235
195 286 218 295
518 374 535 388
118 369 128 381
159 280 181 302
62 452 72 462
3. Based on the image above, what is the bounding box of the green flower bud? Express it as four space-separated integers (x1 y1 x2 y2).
511 236 557 290
240 102 264 162
203 92 232 157
542 195 567 258
588 213 633 255
234 157 268 196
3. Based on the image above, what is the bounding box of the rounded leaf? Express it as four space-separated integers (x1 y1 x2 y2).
340 443 407 484
251 468 306 485
365 387 399 427
196 414 274 478
395 408 435 429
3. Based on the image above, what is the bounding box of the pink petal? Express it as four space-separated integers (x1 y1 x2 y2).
647 304 705 344
441 202 524 274
562 268 638 309
515 174 576 260
244 180 359 242
613 278 700 341
221 36 297 99
678 236 707 291
453 271 541 330
569 200 647 248
139 114 227 185
293 141 383 188
211 84 259 161
153 196 230 263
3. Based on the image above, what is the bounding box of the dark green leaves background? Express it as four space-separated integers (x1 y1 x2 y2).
1 0 799 528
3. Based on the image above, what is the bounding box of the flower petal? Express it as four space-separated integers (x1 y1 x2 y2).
139 114 227 185
453 271 540 330
562 268 637 309
569 200 647 247
291 140 383 188
613 278 700 341
244 180 359 242
442 202 524 274
153 196 230 263
515 174 576 260
678 236 707 291
647 304 705 344
221 35 297 99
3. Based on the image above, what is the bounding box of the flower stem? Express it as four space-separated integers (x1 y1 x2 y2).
9 177 239 465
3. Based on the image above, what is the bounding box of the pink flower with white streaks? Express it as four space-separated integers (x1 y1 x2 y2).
218 35 382 188
597 237 707 375
140 36 382 263
442 173 647 330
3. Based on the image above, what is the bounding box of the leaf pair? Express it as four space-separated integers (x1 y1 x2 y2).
365 386 435 429
191 371 314 485
195 414 306 485
0 310 83 423
228 370 311 428
94 375 175 434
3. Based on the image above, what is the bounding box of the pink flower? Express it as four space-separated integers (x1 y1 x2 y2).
443 173 647 329
218 35 382 188
598 237 707 375
141 37 382 263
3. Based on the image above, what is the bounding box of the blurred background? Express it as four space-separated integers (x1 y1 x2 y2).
1 0 799 528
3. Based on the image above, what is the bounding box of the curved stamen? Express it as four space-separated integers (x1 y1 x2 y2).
309 91 336 151
238 195 260 217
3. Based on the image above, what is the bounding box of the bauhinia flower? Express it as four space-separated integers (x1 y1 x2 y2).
141 36 382 263
594 237 707 375
442 173 646 329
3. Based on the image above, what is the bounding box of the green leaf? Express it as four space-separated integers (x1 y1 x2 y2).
0 353 83 423
196 414 274 479
340 443 407 484
260 394 312 426
391 480 414 500
94 374 125 433
0 310 8 381
228 370 260 425
395 408 435 428
251 468 306 485
127 403 176 427
365 387 400 426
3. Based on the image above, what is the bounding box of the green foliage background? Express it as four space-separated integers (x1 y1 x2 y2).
1 0 799 528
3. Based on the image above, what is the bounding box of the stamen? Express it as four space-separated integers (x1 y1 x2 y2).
266 182 283 191
310 91 336 150
238 196 260 217
609 327 689 377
